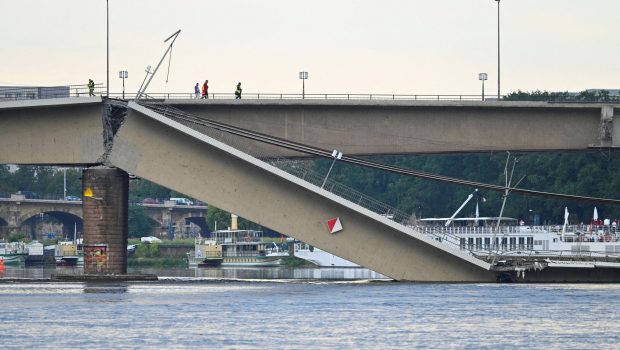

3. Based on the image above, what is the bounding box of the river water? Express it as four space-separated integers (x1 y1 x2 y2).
1 266 620 349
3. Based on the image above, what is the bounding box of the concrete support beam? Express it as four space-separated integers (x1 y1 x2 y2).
82 166 128 274
108 102 493 281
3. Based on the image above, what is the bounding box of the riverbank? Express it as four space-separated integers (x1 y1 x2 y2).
128 240 316 268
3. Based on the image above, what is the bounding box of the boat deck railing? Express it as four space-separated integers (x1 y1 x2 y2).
477 248 620 262
416 224 620 238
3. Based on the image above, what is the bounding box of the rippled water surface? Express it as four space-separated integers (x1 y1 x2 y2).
1 268 620 349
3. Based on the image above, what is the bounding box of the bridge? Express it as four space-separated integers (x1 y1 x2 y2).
0 194 208 240
1 97 619 281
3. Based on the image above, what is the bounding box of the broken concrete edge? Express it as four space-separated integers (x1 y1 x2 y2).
99 98 129 165
125 101 492 271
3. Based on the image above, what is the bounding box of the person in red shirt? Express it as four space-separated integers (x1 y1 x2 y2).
201 80 209 99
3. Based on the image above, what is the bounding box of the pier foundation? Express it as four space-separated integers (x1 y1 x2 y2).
82 166 128 274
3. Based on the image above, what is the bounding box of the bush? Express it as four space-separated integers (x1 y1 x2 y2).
135 243 160 258
8 232 27 242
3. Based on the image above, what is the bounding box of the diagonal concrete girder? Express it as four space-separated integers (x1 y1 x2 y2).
108 102 494 281
0 97 105 165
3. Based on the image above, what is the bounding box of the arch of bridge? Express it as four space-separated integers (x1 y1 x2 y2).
17 203 82 226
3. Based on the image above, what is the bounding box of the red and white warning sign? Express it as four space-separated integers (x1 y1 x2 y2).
327 217 343 234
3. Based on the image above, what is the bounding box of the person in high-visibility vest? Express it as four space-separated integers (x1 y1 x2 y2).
88 79 95 96
234 82 242 99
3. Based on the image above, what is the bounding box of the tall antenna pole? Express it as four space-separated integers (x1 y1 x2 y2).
136 30 181 99
106 0 109 97
496 0 501 99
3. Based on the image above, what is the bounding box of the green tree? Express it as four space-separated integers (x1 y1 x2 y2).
128 205 153 238
129 178 172 202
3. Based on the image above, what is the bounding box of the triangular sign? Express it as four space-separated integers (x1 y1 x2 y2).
327 217 343 234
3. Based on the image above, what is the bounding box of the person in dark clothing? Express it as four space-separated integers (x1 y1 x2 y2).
234 82 242 99
88 79 95 96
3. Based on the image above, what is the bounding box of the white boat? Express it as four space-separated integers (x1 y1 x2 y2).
0 242 28 265
293 242 359 267
417 219 620 260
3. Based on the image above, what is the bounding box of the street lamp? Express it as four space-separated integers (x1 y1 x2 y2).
321 149 343 189
119 71 128 99
299 71 308 99
478 73 488 101
106 0 109 97
495 0 501 100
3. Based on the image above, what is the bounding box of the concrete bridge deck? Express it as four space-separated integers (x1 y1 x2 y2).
1 98 618 167
166 99 619 156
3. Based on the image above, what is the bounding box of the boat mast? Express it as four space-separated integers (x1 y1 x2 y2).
491 152 525 262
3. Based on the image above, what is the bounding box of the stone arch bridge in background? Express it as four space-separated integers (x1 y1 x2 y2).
0 194 208 240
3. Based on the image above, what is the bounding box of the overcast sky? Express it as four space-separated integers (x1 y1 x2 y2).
1 0 619 96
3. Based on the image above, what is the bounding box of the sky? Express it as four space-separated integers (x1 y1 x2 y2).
1 0 619 96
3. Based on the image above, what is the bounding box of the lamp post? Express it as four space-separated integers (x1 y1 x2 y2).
321 149 343 189
478 73 488 101
495 0 501 100
119 71 128 99
63 168 67 200
106 0 109 97
299 71 308 99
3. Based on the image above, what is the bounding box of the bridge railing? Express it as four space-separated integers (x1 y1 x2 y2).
0 192 79 201
0 84 106 101
110 92 490 101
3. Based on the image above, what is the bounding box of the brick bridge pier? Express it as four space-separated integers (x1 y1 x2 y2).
82 166 128 275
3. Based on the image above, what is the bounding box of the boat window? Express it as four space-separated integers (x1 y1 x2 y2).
518 237 525 250
509 237 516 250
467 237 474 248
460 238 466 250
527 237 533 250
475 238 482 249
484 238 490 249
501 238 507 250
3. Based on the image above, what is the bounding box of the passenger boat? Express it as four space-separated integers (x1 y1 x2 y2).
0 242 28 265
188 229 285 267
55 240 83 266
417 218 620 260
187 238 223 267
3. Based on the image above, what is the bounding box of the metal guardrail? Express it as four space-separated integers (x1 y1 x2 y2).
0 84 106 101
111 92 491 101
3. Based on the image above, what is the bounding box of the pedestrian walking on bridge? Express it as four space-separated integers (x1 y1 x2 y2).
202 80 209 99
235 82 242 99
88 79 95 96
194 83 200 99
